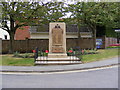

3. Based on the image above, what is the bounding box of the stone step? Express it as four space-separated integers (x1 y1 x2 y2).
36 59 81 61
35 61 82 65
35 56 82 65
36 56 80 61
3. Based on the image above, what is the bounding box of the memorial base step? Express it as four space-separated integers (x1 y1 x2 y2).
35 61 82 65
35 56 82 65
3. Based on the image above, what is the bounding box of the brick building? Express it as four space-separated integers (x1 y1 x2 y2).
14 24 92 40
14 26 30 40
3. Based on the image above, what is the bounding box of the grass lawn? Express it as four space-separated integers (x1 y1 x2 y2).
0 49 119 66
81 49 119 63
0 55 34 66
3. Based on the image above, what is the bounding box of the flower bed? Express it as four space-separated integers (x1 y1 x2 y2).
107 44 120 48
81 49 98 55
67 48 98 56
38 50 49 56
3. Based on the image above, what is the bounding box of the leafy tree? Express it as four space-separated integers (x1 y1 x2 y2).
0 2 45 53
28 1 67 31
39 2 66 24
0 1 66 53
67 2 120 48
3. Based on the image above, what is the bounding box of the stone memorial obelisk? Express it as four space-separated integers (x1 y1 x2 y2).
48 22 67 58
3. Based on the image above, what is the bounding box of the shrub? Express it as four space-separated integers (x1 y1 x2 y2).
13 51 20 57
13 52 34 58
38 50 48 56
67 48 74 56
22 53 30 58
82 49 98 55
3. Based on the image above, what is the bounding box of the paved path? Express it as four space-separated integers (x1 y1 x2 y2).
0 56 119 72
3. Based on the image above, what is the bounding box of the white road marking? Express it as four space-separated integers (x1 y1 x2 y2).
0 65 118 75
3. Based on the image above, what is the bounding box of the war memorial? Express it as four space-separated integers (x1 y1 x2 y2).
35 22 81 65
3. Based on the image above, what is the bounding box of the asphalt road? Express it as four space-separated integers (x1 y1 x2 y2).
2 66 118 88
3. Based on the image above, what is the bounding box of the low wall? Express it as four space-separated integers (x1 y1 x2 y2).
2 38 95 53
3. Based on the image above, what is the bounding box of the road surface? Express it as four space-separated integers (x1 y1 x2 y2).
1 66 118 88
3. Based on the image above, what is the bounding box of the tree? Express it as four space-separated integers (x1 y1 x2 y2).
67 2 120 48
1 1 66 53
0 2 46 53
39 2 66 24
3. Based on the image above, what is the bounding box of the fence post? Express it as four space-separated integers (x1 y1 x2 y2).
0 38 2 54
34 47 38 62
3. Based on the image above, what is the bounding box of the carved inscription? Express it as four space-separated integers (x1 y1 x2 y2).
52 47 63 53
52 27 63 45
52 24 63 53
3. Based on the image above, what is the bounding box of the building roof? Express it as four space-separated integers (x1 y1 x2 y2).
29 24 92 33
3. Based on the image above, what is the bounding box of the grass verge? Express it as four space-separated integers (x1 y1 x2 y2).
0 55 34 66
0 49 119 66
82 49 119 63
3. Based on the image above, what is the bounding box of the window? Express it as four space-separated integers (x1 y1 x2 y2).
4 35 7 40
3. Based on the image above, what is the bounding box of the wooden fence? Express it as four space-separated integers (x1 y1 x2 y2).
96 36 119 49
0 38 2 54
2 38 95 53
2 37 118 53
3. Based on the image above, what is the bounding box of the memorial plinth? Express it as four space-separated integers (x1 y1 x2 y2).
48 22 67 58
35 22 82 65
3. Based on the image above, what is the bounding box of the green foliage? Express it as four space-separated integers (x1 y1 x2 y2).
1 1 65 53
67 48 74 56
40 2 66 23
82 49 119 63
82 49 98 55
13 52 34 58
106 46 120 48
67 48 98 56
2 55 34 66
1 1 119 53
105 26 117 37
38 51 48 56
67 2 120 37
1 49 119 66
1 2 43 53
13 51 20 57
21 53 30 58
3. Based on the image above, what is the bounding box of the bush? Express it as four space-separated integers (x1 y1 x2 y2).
21 53 30 58
13 52 34 58
67 48 74 56
38 50 48 56
13 51 20 57
82 49 98 55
